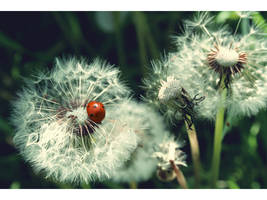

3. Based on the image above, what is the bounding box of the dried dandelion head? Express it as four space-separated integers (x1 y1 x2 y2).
152 135 187 182
142 59 205 123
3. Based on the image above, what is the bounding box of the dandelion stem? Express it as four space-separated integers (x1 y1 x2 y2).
211 74 227 188
170 160 188 189
184 114 202 188
129 181 137 189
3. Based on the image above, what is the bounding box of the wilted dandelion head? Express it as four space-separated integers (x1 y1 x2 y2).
143 59 205 123
111 100 168 183
158 76 182 104
152 135 187 182
11 57 139 184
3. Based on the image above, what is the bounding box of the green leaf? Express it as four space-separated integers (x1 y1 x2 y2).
216 11 238 24
252 12 267 33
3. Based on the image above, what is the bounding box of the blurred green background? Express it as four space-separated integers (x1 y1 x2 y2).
0 11 267 189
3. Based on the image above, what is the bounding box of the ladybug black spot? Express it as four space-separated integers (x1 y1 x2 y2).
90 114 94 117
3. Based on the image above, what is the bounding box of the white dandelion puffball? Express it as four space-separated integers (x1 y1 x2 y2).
111 100 168 183
144 12 267 120
11 57 139 184
153 135 187 171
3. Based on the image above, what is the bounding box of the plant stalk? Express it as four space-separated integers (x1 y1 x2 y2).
184 114 202 188
129 181 137 189
210 75 227 188
170 160 188 189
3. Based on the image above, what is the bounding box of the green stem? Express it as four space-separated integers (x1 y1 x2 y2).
241 17 249 35
184 114 202 188
129 181 137 189
211 75 227 188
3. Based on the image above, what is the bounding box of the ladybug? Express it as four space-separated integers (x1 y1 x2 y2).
86 101 105 123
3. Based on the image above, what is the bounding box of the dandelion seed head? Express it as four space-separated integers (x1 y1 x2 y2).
66 107 88 124
146 12 267 120
111 100 168 183
215 46 239 67
11 57 138 184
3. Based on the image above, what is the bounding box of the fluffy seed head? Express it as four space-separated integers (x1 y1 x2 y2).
66 107 88 124
215 46 239 67
111 100 168 183
145 12 267 120
11 57 139 184
208 44 248 77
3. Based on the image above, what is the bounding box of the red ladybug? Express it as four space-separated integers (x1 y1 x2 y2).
86 101 105 123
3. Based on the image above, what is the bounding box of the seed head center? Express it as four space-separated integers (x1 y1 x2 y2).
215 47 239 67
66 107 88 124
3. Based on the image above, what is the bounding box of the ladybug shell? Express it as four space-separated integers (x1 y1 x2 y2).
86 101 105 123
